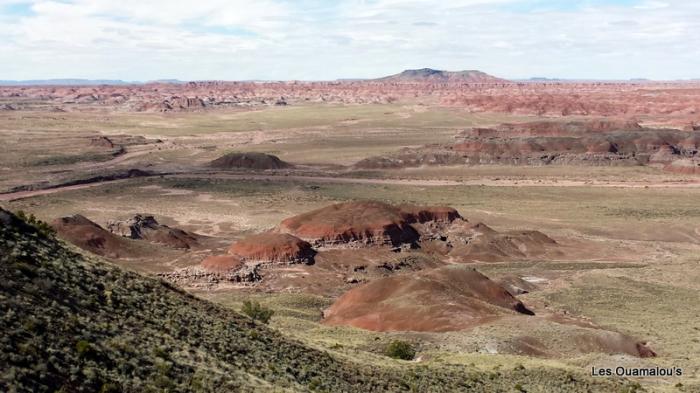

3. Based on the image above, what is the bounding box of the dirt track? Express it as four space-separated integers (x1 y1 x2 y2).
3 171 700 202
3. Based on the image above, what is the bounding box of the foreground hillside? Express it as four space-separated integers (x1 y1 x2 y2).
0 207 641 392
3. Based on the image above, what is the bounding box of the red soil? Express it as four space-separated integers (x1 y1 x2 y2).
200 254 245 273
3 81 699 117
417 220 560 262
52 215 137 258
322 266 533 332
449 224 559 262
228 233 315 264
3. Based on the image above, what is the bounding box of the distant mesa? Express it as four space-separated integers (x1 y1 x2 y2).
210 152 291 170
322 265 534 332
228 232 315 264
278 201 461 246
377 68 508 83
52 215 137 258
107 214 199 249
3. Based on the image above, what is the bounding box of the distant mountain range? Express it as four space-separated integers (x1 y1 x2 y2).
1 71 697 86
0 79 185 86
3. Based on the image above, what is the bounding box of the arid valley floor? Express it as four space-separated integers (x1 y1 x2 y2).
2 74 700 392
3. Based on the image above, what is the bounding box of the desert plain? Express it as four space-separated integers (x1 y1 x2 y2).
2 71 700 392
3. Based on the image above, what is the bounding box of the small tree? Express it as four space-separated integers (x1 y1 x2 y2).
384 340 416 360
241 300 274 324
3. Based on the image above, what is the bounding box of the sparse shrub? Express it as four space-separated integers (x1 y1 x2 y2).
99 382 121 393
14 209 55 237
241 300 274 324
384 340 415 360
75 340 96 360
308 377 322 390
621 382 644 393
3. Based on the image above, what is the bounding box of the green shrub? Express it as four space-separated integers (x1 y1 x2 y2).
384 340 415 360
241 300 274 324
75 340 96 360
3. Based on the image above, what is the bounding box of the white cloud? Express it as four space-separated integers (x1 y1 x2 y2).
0 0 699 80
634 1 669 10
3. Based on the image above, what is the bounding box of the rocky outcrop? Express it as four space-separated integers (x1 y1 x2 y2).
210 152 291 170
356 120 700 168
322 266 533 332
158 254 261 286
107 215 199 249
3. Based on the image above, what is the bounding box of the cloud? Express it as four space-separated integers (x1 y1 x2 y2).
0 0 699 80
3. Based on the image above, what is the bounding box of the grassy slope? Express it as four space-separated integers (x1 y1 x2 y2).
0 208 645 392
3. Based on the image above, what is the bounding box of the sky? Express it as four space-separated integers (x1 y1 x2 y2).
0 0 698 81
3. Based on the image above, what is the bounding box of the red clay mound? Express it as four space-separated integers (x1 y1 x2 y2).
107 215 199 249
449 226 558 262
228 233 315 264
210 152 291 170
52 215 137 258
279 201 461 246
418 221 559 262
200 254 245 273
322 266 533 332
